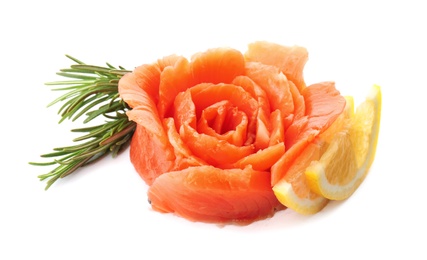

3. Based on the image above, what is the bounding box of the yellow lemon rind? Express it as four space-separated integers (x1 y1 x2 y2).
273 180 329 215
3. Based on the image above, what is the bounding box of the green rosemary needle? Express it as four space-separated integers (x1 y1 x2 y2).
30 55 136 190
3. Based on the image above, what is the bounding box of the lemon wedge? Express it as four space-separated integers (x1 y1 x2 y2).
305 85 382 200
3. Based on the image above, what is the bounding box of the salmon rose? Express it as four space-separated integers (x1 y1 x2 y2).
118 41 345 224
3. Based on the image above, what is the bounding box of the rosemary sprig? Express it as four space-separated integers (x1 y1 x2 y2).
30 55 136 190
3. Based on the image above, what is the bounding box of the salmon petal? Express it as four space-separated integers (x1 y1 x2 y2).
233 142 285 171
232 75 271 149
157 54 182 71
271 128 318 186
245 62 294 122
173 89 197 130
189 82 259 148
191 48 245 84
245 41 308 91
158 57 194 118
131 64 161 104
288 80 305 122
163 117 207 170
119 72 164 137
148 165 283 224
197 100 248 147
190 83 258 122
180 123 255 166
281 140 324 200
126 54 182 108
119 72 152 109
302 81 346 132
269 109 285 146
129 125 175 185
119 63 178 185
272 82 345 186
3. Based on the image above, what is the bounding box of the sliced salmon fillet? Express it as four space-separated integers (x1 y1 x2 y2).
156 54 181 70
269 109 286 146
271 125 318 186
191 47 245 84
180 123 255 167
148 165 283 224
245 62 294 124
163 117 207 170
129 125 175 185
157 57 193 118
245 41 308 91
196 100 248 147
232 75 271 149
271 82 345 186
233 142 285 171
288 81 305 121
286 82 346 148
119 57 182 185
132 55 180 104
283 140 323 198
189 83 258 121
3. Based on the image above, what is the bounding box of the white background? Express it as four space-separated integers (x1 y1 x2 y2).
1 0 426 259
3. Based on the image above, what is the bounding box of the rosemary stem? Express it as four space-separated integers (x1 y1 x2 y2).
31 55 135 190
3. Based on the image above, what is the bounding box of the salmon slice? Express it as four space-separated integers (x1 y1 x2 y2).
271 82 345 186
271 127 318 186
156 54 181 71
132 64 161 103
245 62 294 123
245 41 308 91
269 109 285 146
196 100 248 147
191 48 245 84
163 117 207 170
119 72 166 143
129 125 175 185
189 83 258 121
272 139 329 214
285 82 346 148
158 57 193 118
283 140 322 195
121 83 175 184
173 89 197 130
180 123 255 167
233 142 285 171
232 75 271 149
288 81 305 122
119 57 181 185
301 81 346 132
148 165 283 224
132 55 181 104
